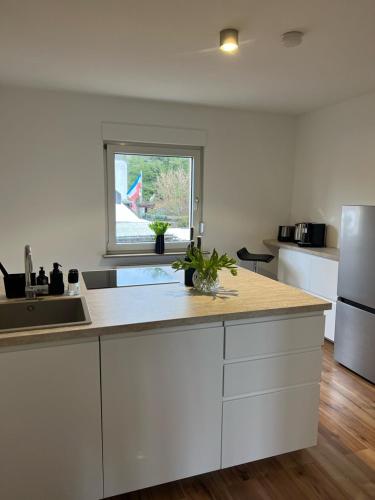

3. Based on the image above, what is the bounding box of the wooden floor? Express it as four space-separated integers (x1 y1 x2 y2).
112 342 375 499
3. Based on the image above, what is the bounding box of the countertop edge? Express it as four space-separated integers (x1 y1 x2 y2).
0 302 331 348
263 239 340 261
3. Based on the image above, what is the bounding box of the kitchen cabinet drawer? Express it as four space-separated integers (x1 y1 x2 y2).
224 315 324 360
222 384 320 468
223 349 322 397
309 256 338 301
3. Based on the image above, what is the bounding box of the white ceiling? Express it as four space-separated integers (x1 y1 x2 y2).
2 0 375 114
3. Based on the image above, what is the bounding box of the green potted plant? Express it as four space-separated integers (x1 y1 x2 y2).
149 221 170 254
172 248 237 294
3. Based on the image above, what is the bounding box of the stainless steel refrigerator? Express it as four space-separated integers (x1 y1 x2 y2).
334 205 375 383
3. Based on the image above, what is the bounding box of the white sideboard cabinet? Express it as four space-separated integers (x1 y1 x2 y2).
277 248 338 341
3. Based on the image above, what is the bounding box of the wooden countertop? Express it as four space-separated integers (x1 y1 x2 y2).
0 267 331 347
263 239 340 261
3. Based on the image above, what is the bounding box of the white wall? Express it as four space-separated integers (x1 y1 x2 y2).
291 90 375 247
0 86 295 273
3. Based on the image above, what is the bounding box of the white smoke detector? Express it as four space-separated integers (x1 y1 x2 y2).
282 30 304 48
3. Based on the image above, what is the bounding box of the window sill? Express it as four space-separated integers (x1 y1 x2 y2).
103 251 191 259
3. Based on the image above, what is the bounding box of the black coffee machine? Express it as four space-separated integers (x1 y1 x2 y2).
297 223 326 247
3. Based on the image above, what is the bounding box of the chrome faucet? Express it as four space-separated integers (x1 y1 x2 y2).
25 244 36 299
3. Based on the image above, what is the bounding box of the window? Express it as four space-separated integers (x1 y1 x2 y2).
106 143 203 253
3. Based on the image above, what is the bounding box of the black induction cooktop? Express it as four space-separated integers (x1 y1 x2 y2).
82 266 180 290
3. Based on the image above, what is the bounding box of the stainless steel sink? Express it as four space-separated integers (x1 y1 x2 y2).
0 297 92 334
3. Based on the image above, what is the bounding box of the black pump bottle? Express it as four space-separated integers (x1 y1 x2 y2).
49 262 65 295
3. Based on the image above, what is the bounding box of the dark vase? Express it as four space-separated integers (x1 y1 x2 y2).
184 268 195 287
155 234 165 254
184 257 195 287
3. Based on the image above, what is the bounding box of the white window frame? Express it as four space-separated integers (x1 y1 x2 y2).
106 142 203 254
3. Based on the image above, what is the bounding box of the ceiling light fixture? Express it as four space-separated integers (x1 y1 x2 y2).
220 28 239 53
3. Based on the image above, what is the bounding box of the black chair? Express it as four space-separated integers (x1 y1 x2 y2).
237 247 274 273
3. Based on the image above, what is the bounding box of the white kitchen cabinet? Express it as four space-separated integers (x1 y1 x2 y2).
101 325 224 497
0 340 103 500
277 248 338 341
277 248 311 289
0 310 325 498
309 255 338 301
222 384 320 468
323 300 337 342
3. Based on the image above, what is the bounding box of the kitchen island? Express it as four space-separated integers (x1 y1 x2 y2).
0 267 330 500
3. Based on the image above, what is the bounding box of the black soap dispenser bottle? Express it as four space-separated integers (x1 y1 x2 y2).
36 266 49 295
49 262 65 295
